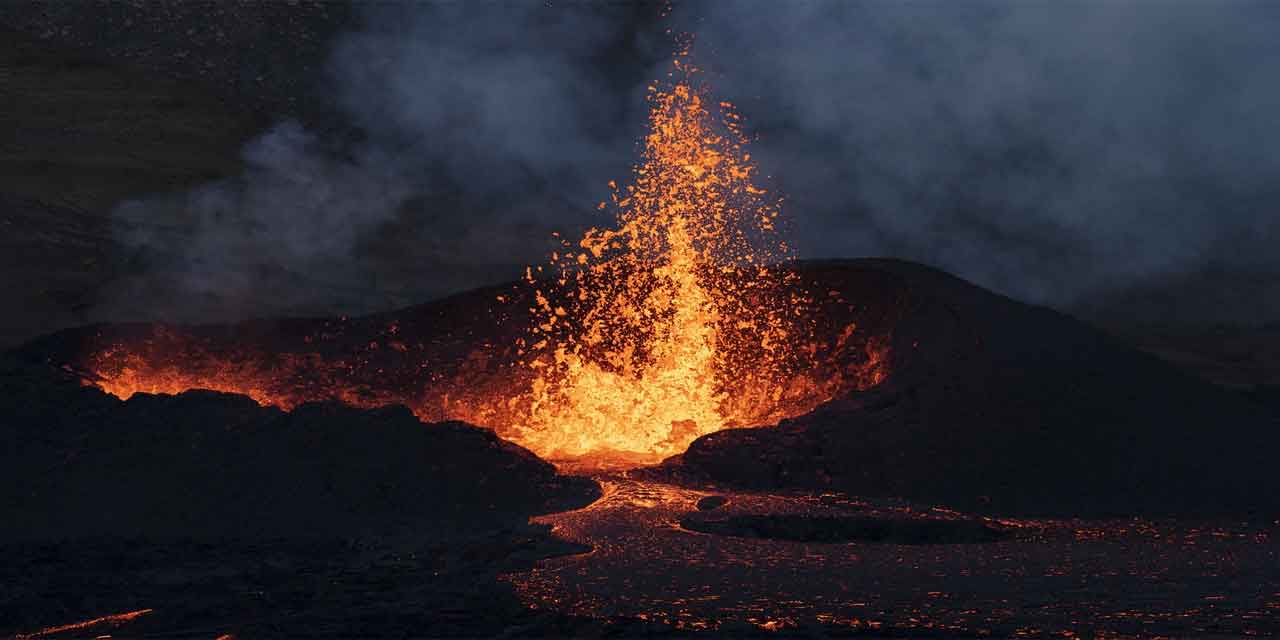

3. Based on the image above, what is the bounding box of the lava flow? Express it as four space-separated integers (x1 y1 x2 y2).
72 47 890 466
14 608 154 639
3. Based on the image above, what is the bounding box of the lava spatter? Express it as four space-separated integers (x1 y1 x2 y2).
515 49 841 462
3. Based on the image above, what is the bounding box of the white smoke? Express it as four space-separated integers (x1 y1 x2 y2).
105 1 1280 324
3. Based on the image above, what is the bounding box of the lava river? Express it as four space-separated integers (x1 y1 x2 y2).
504 475 1280 637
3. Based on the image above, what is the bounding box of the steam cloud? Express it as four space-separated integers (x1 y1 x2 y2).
677 1 1280 321
110 1 1280 324
108 3 654 321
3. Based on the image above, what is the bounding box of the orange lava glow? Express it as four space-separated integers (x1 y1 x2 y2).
515 49 836 460
15 608 153 639
77 46 890 466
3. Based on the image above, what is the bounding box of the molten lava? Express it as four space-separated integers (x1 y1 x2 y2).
516 52 825 460
74 47 890 466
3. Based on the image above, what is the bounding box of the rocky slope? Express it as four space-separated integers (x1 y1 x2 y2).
673 260 1280 516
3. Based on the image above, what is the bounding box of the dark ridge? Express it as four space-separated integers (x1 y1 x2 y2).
675 259 1280 518
0 354 598 543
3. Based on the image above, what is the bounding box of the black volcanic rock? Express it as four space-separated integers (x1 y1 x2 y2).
680 513 1010 545
678 259 1280 517
696 495 729 511
1246 384 1280 414
0 356 598 542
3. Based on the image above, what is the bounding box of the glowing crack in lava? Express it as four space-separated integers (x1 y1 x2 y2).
14 608 154 639
77 47 890 465
516 52 820 460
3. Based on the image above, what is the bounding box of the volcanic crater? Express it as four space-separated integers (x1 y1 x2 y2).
10 257 1277 518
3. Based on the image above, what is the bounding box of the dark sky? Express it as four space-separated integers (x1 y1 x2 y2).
113 1 1280 325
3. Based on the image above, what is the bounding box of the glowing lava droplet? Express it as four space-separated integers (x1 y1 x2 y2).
517 48 816 463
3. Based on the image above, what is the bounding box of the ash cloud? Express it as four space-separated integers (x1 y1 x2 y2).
107 2 658 321
108 1 1280 325
113 121 412 320
671 1 1280 321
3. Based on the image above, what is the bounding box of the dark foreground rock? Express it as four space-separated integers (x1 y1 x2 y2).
0 356 598 542
676 259 1280 518
0 355 604 637
0 534 590 639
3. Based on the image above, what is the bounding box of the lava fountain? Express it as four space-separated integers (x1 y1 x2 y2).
69 47 890 466
516 50 825 461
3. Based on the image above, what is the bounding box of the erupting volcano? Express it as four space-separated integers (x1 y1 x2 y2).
516 49 868 461
72 47 889 466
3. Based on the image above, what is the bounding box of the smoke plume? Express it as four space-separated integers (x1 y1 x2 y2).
109 1 1280 324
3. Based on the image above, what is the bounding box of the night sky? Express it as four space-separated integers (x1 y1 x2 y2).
15 1 1280 326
